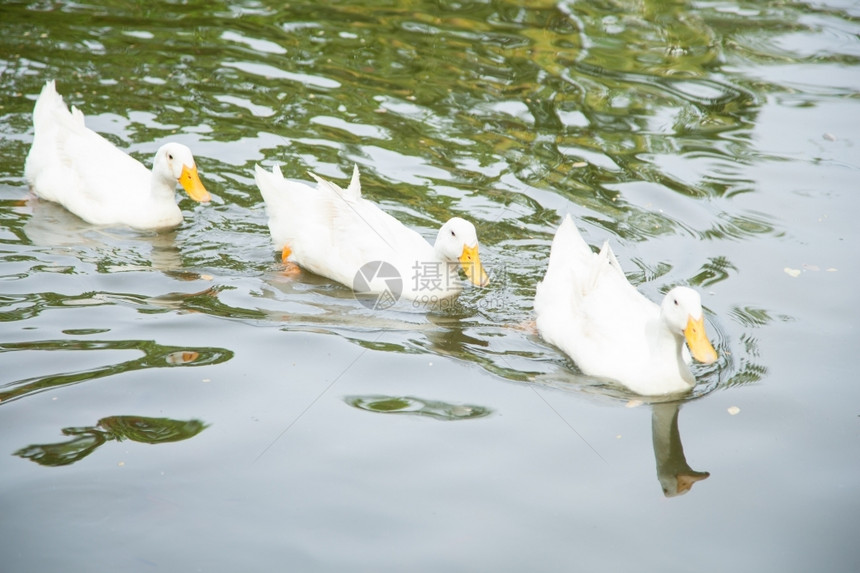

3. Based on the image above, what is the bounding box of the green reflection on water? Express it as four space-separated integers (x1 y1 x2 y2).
14 415 209 467
346 394 492 421
0 339 233 404
0 0 769 218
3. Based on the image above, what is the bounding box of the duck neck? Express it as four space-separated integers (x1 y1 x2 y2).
150 171 177 202
650 317 694 385
430 242 462 286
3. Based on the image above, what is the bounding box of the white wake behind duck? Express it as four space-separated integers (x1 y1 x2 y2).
534 215 717 396
24 80 210 230
254 163 489 301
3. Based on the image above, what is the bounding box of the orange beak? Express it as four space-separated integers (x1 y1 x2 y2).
178 164 210 202
459 244 489 287
684 314 718 364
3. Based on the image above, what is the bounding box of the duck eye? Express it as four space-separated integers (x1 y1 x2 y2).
450 230 456 237
673 298 679 306
167 153 174 160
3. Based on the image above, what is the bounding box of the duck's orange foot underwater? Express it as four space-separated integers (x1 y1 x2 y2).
281 246 301 277
509 319 538 335
282 262 301 277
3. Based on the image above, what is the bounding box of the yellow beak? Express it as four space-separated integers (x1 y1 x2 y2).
684 314 718 364
178 164 211 202
459 244 489 287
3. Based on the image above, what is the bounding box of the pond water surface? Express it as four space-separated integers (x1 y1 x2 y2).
1 1 858 571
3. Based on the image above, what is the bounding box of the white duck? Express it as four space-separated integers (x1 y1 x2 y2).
534 215 717 396
254 163 489 301
24 80 210 230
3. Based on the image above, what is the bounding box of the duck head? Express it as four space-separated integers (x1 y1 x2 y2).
661 286 718 364
154 143 210 202
434 217 489 287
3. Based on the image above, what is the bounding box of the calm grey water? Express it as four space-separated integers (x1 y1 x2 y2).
1 1 858 571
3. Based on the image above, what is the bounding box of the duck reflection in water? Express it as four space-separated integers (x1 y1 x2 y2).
21 197 185 272
651 401 709 497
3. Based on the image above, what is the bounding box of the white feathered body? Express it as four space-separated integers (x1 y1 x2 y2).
535 215 701 395
255 164 465 300
24 80 190 229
